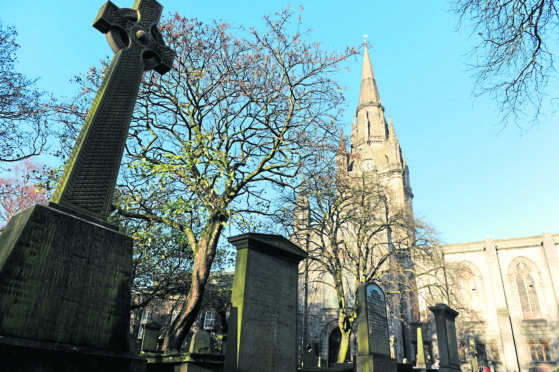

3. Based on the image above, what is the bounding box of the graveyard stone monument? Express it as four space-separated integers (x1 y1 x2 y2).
429 304 461 372
224 233 307 372
141 322 163 353
189 329 212 354
355 282 397 372
0 0 175 370
415 327 428 371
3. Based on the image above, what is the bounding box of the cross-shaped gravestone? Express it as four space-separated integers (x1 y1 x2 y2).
51 0 175 219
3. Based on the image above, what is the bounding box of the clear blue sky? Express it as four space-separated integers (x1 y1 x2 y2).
2 0 558 244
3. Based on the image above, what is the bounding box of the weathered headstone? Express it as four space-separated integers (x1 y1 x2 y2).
141 321 162 353
355 282 397 372
224 233 307 372
428 304 461 372
0 1 175 371
189 329 212 354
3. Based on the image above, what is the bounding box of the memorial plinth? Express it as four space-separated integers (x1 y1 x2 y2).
355 282 396 372
0 203 144 371
428 304 461 372
224 233 307 372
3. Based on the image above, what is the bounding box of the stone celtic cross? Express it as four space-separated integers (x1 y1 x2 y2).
51 0 175 219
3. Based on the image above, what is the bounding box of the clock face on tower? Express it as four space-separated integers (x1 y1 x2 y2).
361 159 374 172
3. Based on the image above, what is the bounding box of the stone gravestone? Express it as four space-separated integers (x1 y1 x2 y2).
0 1 175 371
224 233 307 372
189 329 212 354
141 322 163 353
355 282 397 372
428 304 461 372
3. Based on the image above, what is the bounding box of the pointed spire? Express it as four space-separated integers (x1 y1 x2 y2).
359 39 382 107
388 116 396 142
336 130 346 155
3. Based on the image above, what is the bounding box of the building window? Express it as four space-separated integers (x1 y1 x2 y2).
203 309 216 329
457 267 482 319
514 263 541 319
137 309 150 339
529 341 553 362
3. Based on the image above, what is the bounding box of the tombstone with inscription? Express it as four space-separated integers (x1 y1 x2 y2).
355 282 397 372
189 329 212 354
428 304 461 372
0 1 175 371
224 233 307 372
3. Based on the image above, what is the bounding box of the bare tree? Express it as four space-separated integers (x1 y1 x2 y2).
0 23 48 162
52 9 355 350
0 160 48 230
282 167 440 363
453 0 559 125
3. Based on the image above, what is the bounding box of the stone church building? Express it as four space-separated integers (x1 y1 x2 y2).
295 43 559 372
419 232 559 372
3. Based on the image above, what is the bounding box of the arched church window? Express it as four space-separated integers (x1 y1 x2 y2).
457 267 482 318
514 262 541 319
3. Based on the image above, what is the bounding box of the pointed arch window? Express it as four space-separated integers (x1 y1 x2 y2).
514 262 541 319
457 267 482 319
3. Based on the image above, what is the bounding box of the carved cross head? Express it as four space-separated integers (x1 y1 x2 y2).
93 0 175 74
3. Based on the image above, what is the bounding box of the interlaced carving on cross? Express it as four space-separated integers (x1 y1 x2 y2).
50 0 176 219
93 0 175 74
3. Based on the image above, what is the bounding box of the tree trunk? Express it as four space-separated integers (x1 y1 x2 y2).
161 218 224 351
337 328 351 363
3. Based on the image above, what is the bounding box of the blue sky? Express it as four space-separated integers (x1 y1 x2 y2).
2 0 558 244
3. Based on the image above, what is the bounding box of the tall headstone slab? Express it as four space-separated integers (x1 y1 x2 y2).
0 0 175 371
429 303 461 372
224 233 307 372
356 282 397 372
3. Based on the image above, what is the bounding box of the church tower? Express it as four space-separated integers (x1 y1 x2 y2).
339 41 414 213
337 40 418 362
297 41 420 366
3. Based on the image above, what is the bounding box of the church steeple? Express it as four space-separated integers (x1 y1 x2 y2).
354 40 388 146
359 40 382 108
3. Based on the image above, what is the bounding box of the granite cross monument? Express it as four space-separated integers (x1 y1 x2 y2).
0 1 175 371
51 0 175 219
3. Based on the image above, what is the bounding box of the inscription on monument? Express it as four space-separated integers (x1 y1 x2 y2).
364 283 390 355
225 234 307 372
0 204 132 348
244 252 296 369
